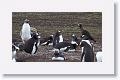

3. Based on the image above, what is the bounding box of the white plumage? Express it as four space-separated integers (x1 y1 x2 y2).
31 42 37 55
52 57 65 61
80 40 92 47
20 19 31 43
59 35 63 42
96 51 103 62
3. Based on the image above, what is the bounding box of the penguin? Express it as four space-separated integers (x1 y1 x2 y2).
53 30 63 47
53 34 78 52
31 32 41 47
23 33 39 55
68 34 79 52
52 51 65 61
80 40 95 62
40 35 53 46
78 23 96 42
20 19 31 43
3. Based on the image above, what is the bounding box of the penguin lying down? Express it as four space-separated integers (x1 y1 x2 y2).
52 51 65 61
52 41 78 52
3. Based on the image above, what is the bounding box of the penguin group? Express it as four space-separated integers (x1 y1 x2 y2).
12 19 102 62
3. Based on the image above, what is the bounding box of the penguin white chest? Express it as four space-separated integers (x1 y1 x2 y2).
59 35 63 42
32 42 37 55
21 23 31 41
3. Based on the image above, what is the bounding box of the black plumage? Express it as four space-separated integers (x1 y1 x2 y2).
24 33 39 54
80 41 94 62
53 30 63 46
54 42 77 52
78 23 96 42
40 35 53 46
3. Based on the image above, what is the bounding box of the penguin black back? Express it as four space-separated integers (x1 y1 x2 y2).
24 33 38 54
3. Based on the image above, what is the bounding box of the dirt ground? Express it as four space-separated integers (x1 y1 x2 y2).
12 12 102 62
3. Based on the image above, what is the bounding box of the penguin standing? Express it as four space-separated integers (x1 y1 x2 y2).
53 30 63 47
20 19 31 43
24 33 39 55
80 40 94 62
78 23 96 42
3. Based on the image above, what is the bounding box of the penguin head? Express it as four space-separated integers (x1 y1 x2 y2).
57 30 62 35
31 32 41 40
50 35 53 40
72 34 78 42
78 23 82 29
32 33 39 40
24 19 29 23
12 44 19 52
80 35 89 41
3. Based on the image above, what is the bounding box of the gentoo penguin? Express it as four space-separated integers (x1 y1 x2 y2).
69 34 79 51
24 33 39 55
20 19 31 43
78 23 96 42
40 35 53 46
53 30 63 47
71 34 78 42
80 40 95 62
12 44 19 62
52 51 65 61
96 51 103 62
53 34 78 52
31 32 41 47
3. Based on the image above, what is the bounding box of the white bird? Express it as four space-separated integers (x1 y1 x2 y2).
20 19 31 43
